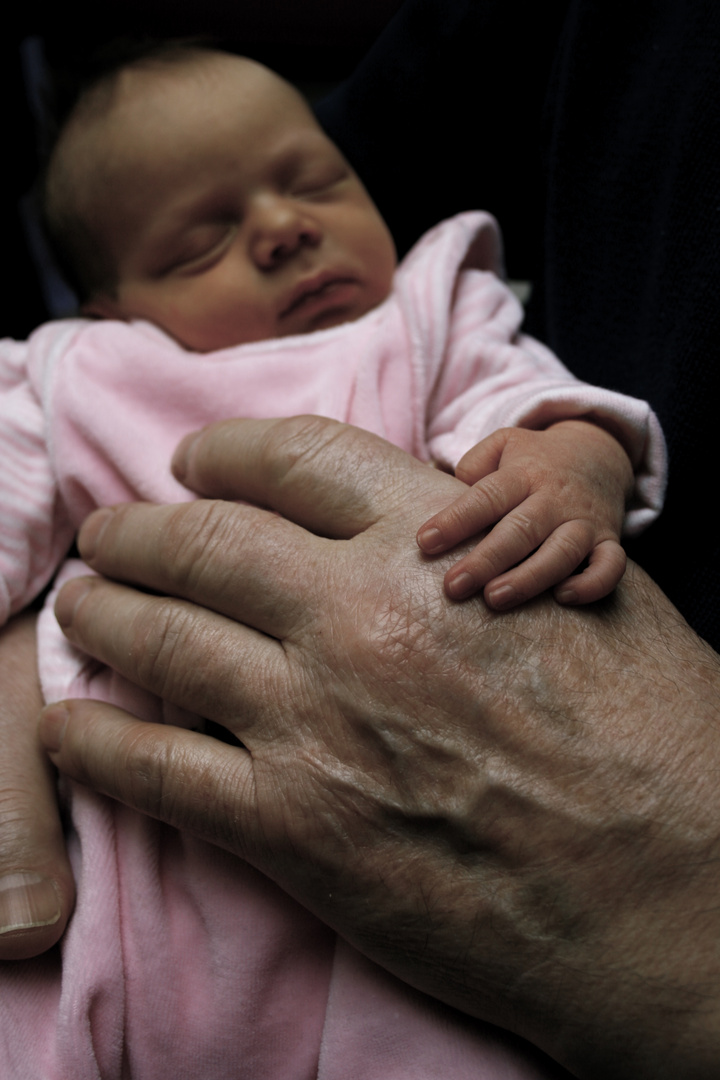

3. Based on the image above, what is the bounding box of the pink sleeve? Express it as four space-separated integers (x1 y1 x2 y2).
0 337 75 623
427 269 667 535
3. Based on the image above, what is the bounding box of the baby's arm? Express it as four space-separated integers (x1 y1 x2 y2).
417 420 634 609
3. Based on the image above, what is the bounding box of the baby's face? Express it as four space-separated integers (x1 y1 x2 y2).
83 55 397 351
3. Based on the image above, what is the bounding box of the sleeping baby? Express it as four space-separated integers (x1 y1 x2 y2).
0 43 664 1080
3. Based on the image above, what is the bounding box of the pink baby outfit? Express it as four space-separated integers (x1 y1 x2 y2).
0 213 665 1079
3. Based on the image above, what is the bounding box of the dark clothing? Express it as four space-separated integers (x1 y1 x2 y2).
317 0 720 650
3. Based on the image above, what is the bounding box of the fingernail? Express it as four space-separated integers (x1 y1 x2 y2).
555 587 578 604
486 584 517 609
171 431 201 484
54 578 93 629
446 572 475 599
417 527 444 554
39 704 70 753
78 507 114 562
0 873 61 934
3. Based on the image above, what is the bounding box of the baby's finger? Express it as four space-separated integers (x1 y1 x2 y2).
452 429 507 485
481 519 598 608
417 467 529 555
554 539 627 605
446 513 596 604
442 493 576 599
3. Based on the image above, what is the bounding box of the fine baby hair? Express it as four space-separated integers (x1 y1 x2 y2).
42 39 234 305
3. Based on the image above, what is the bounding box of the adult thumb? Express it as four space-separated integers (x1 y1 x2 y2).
0 614 75 959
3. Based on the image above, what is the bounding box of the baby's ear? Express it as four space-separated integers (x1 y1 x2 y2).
81 294 124 320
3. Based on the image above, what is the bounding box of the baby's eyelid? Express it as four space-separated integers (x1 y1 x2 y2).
165 224 237 276
292 166 350 197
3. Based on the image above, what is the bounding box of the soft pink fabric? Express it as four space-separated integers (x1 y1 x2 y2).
0 213 664 1078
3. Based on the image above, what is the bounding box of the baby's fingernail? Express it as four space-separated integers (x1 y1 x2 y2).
172 432 201 484
418 527 443 553
78 507 114 562
555 587 578 604
486 584 517 609
446 572 475 600
54 578 93 630
0 874 61 935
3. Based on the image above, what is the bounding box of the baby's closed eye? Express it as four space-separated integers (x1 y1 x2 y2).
163 222 237 276
290 163 350 199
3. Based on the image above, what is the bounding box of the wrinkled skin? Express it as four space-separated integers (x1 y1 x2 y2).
0 613 74 958
33 417 720 1078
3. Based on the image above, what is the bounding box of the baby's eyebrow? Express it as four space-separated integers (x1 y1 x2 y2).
264 131 346 174
142 191 235 252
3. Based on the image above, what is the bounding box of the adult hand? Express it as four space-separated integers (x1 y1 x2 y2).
0 612 75 959
40 417 720 1079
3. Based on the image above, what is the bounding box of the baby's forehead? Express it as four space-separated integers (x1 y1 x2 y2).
55 51 335 239
112 50 307 128
104 53 322 185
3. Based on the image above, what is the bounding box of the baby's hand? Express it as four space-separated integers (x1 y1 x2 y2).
416 421 634 609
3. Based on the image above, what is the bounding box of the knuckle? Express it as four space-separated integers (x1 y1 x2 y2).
115 724 179 819
612 544 627 573
595 539 627 574
0 789 46 862
471 479 504 519
504 507 541 547
126 601 257 722
155 500 310 617
262 415 412 527
129 601 201 700
436 494 482 537
156 500 239 594
550 524 592 568
468 469 520 521
263 415 348 486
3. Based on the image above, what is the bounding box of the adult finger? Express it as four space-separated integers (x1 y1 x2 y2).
72 420 467 645
76 499 326 640
40 700 259 860
170 415 457 535
54 576 291 737
0 614 75 959
42 562 720 1079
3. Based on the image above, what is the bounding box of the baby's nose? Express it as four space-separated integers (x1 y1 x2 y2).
251 201 322 270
